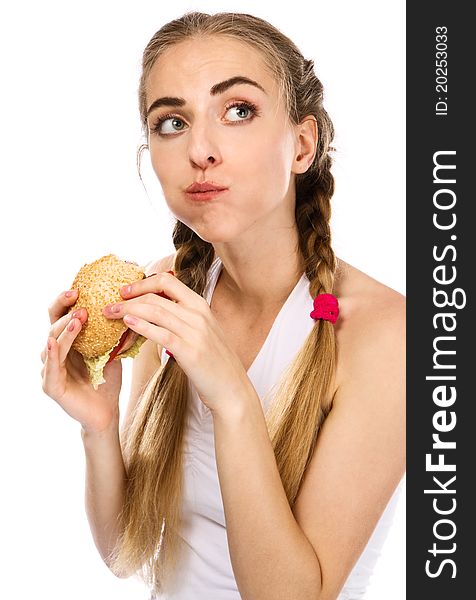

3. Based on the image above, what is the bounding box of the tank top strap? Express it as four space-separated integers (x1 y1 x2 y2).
204 255 224 305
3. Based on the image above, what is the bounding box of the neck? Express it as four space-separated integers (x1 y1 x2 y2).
212 228 305 313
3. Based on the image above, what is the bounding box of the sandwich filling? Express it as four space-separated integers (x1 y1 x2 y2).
83 331 147 390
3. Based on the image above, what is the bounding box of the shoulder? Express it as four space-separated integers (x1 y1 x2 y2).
144 253 176 277
332 258 405 395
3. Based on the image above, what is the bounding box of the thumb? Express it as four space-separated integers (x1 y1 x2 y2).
43 337 65 399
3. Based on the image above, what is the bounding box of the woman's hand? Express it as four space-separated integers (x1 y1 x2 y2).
41 289 123 433
102 271 252 414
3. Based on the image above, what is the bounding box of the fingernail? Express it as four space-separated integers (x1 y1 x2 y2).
67 319 76 332
103 304 121 314
121 285 132 295
65 290 76 298
72 309 82 319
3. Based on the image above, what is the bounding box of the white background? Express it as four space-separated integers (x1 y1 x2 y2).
0 1 405 598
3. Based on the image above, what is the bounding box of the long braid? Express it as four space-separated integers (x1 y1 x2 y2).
266 61 338 505
267 153 338 505
172 222 214 294
113 225 214 591
296 153 336 295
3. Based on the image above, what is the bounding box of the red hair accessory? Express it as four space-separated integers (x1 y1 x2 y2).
310 293 339 324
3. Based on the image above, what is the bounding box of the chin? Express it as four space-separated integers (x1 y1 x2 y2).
189 226 238 245
171 212 240 244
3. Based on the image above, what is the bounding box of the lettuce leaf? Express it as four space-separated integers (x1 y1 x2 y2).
83 334 147 390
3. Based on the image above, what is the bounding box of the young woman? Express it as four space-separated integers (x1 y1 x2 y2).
41 11 405 600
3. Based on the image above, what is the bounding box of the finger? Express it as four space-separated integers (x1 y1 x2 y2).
48 307 88 341
56 317 84 365
119 271 205 311
123 300 192 339
42 337 65 399
122 312 180 355
102 292 194 325
41 308 88 366
48 289 80 325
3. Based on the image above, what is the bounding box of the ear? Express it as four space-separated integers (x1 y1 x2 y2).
292 116 318 174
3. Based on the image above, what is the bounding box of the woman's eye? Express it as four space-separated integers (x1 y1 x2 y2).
154 116 187 135
225 103 254 122
160 117 185 133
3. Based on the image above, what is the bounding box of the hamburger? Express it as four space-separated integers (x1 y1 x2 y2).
68 254 148 389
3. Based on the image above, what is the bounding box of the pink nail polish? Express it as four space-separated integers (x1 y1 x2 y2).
124 314 138 325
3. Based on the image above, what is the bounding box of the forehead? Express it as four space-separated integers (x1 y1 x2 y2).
146 35 280 102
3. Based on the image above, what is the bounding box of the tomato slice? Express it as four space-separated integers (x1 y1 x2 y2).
106 329 130 364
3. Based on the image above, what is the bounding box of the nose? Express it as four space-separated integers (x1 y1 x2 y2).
187 120 222 170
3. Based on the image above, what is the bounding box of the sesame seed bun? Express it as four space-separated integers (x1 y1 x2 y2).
68 254 147 389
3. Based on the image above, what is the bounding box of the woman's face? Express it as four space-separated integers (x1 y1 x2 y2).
145 36 299 244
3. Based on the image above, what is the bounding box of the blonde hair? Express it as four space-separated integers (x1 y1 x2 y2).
110 11 337 595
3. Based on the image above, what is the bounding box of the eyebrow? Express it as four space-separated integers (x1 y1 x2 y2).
146 76 267 117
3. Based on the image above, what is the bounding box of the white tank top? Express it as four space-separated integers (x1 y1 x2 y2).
156 255 403 599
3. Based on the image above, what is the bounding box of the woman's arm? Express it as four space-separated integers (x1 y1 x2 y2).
213 293 405 600
81 255 173 575
81 337 162 575
213 388 322 599
81 421 128 574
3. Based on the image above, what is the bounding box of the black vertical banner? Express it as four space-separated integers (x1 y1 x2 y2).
407 3 474 598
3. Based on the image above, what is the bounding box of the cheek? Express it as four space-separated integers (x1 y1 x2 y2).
149 148 186 212
149 148 176 188
149 148 191 218
242 131 294 198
